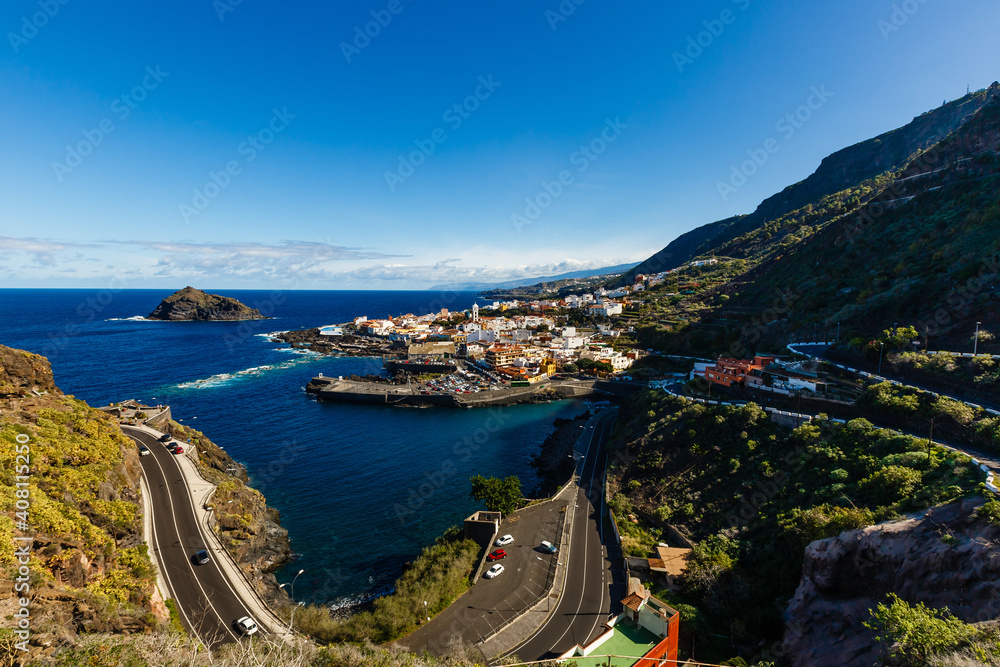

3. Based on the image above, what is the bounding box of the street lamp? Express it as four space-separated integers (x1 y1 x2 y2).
279 568 305 633
974 322 981 356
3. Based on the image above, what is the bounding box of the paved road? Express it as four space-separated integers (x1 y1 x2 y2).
125 427 268 648
503 410 624 662
794 344 1000 413
397 498 569 655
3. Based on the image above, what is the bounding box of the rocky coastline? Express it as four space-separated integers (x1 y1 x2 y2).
276 327 398 357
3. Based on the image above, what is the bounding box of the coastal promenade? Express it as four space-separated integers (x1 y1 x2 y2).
124 423 293 647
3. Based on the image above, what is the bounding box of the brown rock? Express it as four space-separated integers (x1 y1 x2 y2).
783 498 1000 667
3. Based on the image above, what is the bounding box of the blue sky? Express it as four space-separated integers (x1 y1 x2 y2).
1 0 999 289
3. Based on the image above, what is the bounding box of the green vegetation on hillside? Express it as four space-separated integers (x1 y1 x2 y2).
0 395 156 621
858 381 1000 452
607 391 986 647
289 528 479 645
866 594 1000 666
5 631 514 667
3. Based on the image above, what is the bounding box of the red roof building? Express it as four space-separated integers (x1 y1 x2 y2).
702 356 776 387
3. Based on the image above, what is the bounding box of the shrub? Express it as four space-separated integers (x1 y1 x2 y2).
858 465 923 505
865 593 977 664
977 499 1000 526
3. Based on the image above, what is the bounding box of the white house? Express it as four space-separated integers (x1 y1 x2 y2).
365 320 395 335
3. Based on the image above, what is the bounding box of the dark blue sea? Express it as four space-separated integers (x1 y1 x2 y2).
0 289 587 607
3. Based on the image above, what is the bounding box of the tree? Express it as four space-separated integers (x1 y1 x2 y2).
865 593 976 664
469 475 522 516
881 325 919 351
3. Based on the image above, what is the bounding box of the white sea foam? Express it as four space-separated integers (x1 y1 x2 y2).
256 330 290 342
176 353 320 389
107 315 151 322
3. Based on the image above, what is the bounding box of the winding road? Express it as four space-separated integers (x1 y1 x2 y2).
502 409 625 662
125 426 270 648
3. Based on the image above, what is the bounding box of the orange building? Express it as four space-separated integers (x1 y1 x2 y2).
703 355 776 387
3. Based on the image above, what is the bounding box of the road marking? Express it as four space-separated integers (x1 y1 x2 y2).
129 431 240 644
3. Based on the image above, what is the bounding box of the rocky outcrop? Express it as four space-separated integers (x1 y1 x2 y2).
783 498 1000 667
147 286 265 321
0 345 57 396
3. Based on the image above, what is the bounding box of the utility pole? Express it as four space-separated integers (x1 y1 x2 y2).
974 321 981 356
927 418 934 468
878 341 885 376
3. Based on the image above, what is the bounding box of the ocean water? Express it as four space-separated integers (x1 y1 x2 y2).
0 289 587 606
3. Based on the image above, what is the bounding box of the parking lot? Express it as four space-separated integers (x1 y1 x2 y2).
418 367 504 395
395 497 569 655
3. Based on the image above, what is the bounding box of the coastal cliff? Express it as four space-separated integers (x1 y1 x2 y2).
783 498 1000 667
0 345 162 664
147 286 265 321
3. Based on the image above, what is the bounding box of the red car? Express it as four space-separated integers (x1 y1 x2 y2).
487 549 506 561
172 446 185 454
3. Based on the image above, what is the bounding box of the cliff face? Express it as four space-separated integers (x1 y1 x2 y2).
0 346 57 396
147 286 265 321
783 498 1000 667
0 345 161 663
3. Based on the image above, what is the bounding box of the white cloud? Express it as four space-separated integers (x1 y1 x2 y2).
0 236 98 266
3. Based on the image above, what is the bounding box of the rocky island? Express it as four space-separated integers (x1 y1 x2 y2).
147 286 267 321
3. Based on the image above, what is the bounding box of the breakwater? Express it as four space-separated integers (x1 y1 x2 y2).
304 376 641 408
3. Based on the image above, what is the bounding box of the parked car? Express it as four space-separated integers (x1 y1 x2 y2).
235 616 258 635
483 564 505 579
192 549 210 565
539 541 557 554
495 534 514 547
487 549 506 561
158 434 172 442
172 446 185 454
138 446 150 457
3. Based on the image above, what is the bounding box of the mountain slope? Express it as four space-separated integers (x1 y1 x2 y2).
623 84 1000 358
619 85 1000 285
430 262 639 292
726 89 1000 343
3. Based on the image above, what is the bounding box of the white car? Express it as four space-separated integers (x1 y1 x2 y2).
483 564 505 579
495 534 514 547
235 616 258 635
